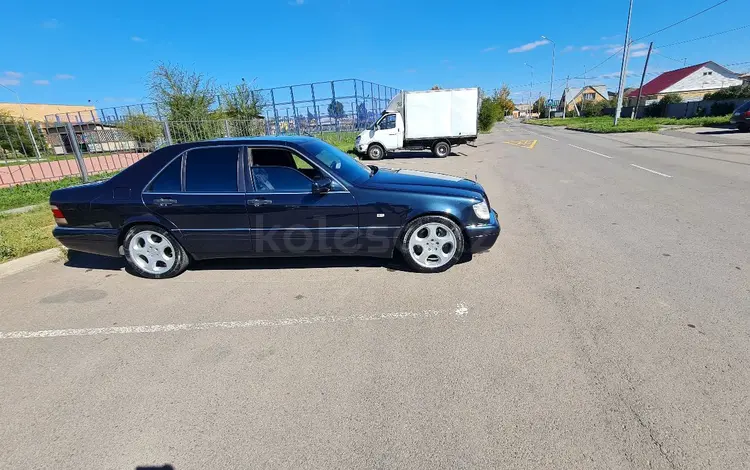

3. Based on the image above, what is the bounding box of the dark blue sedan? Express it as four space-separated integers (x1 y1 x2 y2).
50 137 500 278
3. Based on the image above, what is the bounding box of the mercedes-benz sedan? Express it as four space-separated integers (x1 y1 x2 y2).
51 137 500 278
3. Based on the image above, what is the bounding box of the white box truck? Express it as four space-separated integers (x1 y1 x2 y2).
355 87 479 160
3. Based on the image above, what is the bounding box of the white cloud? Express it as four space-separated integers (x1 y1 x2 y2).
606 43 648 55
4 71 23 79
482 46 497 53
601 34 621 41
598 70 636 80
630 49 650 58
0 78 20 86
33 79 50 86
508 39 550 53
582 43 619 51
42 18 59 29
131 36 146 42
562 45 575 53
55 74 75 80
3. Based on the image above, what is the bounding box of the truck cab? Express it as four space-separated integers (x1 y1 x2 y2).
355 113 405 159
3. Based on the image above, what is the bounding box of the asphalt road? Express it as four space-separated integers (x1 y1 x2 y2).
1 122 749 469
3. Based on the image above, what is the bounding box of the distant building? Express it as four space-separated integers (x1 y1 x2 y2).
0 102 97 124
740 72 750 85
559 85 609 115
626 61 742 105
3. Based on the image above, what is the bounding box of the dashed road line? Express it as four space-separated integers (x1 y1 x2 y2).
0 305 469 340
630 164 672 178
568 144 613 159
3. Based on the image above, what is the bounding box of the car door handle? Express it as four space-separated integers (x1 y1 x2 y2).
247 198 273 207
153 197 177 206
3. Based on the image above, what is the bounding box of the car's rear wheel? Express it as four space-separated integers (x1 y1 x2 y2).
367 143 385 160
432 140 450 158
738 123 749 133
123 225 189 279
400 216 464 273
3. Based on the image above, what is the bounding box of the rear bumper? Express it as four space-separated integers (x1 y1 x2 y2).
53 227 121 258
465 209 500 254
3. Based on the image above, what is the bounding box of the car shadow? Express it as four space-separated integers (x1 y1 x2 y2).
65 250 126 271
384 151 461 160
64 250 471 274
694 129 743 135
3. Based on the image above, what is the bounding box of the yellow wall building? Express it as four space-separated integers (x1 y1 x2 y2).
0 102 97 123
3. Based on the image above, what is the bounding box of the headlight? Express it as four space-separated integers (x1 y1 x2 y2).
472 201 490 220
355 136 361 144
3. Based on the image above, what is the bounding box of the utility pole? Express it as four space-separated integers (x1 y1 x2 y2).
541 36 556 120
563 76 570 119
525 63 534 118
613 0 635 126
632 41 653 119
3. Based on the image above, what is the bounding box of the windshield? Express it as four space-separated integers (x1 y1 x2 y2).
300 139 372 184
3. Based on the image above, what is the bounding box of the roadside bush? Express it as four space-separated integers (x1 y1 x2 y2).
121 114 162 151
704 84 750 100
710 101 736 116
643 93 683 118
0 112 48 158
580 100 608 117
478 98 498 132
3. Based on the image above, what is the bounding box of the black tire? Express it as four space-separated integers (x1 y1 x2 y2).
399 215 464 273
432 140 450 158
367 143 386 160
123 224 189 279
738 123 749 133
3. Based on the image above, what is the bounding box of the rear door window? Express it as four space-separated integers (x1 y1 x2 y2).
148 156 182 192
185 147 240 193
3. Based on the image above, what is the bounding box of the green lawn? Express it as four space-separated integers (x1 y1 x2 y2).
316 131 358 154
0 172 118 212
0 205 59 263
525 115 732 133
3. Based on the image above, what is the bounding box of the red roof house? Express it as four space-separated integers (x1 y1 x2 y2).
627 61 742 103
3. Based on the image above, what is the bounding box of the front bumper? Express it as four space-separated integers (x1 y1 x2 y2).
465 209 500 253
53 227 121 258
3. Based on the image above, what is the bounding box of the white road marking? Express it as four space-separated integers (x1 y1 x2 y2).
630 164 672 178
538 134 559 141
0 306 469 340
568 144 613 159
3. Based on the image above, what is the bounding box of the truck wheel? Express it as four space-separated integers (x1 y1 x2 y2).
367 143 385 160
433 141 451 158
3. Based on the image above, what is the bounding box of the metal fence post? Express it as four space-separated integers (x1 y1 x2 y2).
370 82 375 117
310 84 321 134
163 121 173 145
290 86 299 135
223 119 231 137
270 89 280 136
65 122 88 182
353 79 359 129
24 120 42 159
331 81 339 133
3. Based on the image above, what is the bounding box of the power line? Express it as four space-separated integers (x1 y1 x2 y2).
633 0 731 42
651 50 686 64
658 24 750 48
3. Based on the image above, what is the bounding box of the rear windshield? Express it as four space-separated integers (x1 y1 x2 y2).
736 101 750 112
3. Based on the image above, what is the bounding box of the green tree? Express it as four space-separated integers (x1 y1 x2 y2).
492 84 515 121
328 100 345 119
121 114 162 151
531 96 547 114
478 98 498 132
644 93 683 118
149 63 218 142
0 112 47 158
220 80 265 120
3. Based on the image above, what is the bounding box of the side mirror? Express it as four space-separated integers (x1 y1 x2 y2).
312 177 333 194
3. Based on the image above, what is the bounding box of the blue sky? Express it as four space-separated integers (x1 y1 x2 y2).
1 0 748 108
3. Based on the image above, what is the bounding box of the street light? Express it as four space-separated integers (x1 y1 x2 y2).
0 83 41 159
524 63 534 117
541 35 555 120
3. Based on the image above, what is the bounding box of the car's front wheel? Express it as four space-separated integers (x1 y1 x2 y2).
123 224 189 279
400 216 464 273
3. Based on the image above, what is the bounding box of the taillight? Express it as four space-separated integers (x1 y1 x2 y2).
50 205 67 225
745 111 750 117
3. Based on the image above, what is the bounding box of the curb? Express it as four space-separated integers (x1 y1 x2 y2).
0 248 61 280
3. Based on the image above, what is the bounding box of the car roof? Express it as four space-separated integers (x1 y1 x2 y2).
205 135 320 145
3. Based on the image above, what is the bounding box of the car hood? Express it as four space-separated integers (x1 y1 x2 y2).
359 167 485 199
